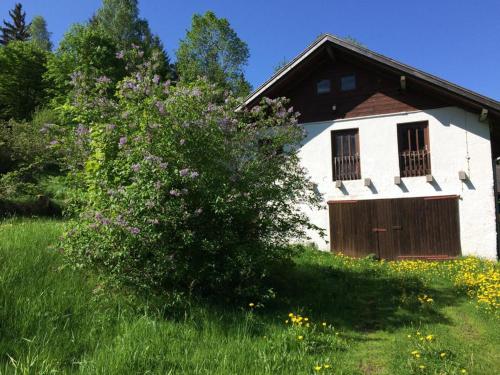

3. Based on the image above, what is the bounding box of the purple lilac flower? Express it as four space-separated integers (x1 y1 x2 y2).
154 181 162 190
76 124 88 136
118 136 127 148
49 140 59 146
129 227 140 235
116 51 125 59
159 162 168 170
96 76 111 84
106 124 116 132
152 75 160 84
179 139 186 145
145 200 155 209
169 189 181 197
70 71 82 85
115 215 127 227
155 101 166 115
191 88 201 97
131 163 141 172
163 80 171 93
190 171 199 179
179 168 190 177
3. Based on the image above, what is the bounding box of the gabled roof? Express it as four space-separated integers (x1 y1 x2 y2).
242 34 500 118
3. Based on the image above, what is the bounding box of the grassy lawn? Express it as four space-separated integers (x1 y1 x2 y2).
0 219 498 374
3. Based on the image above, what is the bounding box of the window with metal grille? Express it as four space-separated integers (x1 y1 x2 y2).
331 129 360 181
397 121 431 177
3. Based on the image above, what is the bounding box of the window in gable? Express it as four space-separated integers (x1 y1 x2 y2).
316 79 331 94
340 74 356 91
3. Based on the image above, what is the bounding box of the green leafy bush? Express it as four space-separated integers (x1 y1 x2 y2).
56 49 322 300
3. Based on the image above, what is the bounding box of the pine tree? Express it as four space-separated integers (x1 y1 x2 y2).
29 16 52 51
1 3 30 46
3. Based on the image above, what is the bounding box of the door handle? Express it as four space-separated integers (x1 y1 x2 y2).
372 228 387 232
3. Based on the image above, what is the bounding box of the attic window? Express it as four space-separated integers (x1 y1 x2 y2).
316 79 331 94
341 74 356 91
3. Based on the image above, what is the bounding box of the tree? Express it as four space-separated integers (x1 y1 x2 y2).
0 41 47 120
44 24 125 104
29 16 52 51
176 11 251 97
91 0 174 78
1 3 30 46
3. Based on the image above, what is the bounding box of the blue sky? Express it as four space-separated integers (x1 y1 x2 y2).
1 0 499 100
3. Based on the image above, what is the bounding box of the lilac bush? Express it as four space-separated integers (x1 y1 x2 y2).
57 49 322 299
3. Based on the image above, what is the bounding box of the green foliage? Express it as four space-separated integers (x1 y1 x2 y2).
54 49 321 299
44 24 126 104
29 16 52 51
0 219 498 374
0 41 48 121
176 11 251 97
1 3 30 46
91 0 174 79
0 108 61 201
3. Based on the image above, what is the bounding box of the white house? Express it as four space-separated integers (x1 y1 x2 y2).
242 34 500 260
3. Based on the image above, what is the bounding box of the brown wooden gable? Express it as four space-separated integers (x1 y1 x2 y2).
264 49 448 123
242 35 500 126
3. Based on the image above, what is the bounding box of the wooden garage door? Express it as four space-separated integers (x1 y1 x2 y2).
328 196 461 259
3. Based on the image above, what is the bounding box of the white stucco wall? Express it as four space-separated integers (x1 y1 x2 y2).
299 106 497 259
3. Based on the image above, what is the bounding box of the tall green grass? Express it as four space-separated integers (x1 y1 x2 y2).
0 219 498 374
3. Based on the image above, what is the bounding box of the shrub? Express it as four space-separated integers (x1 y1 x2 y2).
56 49 322 300
0 108 63 203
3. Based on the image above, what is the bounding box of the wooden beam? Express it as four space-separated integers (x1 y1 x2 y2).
326 45 336 62
480 108 488 122
400 75 406 91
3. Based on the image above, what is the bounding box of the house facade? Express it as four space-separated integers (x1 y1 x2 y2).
243 35 500 260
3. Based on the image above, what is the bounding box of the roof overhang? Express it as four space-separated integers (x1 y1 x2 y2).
240 34 500 119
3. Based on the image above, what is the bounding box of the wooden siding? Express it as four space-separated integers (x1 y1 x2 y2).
266 52 448 123
328 196 461 259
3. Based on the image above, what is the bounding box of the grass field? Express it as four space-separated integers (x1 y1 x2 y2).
0 219 498 374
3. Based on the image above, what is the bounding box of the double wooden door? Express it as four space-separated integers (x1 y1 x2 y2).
328 196 461 259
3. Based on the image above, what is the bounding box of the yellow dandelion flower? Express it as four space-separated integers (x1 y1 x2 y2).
407 334 412 338
322 322 327 326
425 334 434 341
249 303 255 307
297 335 304 340
304 317 309 321
285 320 289 324
461 370 467 374
324 364 331 368
288 313 293 317
314 365 322 371
419 365 425 369
415 354 421 358
411 351 419 355
440 352 446 358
